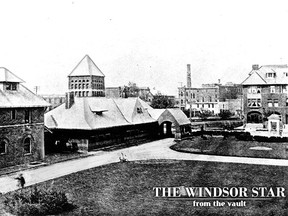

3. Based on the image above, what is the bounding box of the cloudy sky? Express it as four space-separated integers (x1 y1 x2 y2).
1 0 288 95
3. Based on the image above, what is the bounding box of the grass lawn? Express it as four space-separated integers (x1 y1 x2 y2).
171 136 288 159
2 160 288 215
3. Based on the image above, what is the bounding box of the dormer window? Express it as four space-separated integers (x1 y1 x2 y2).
266 73 276 78
137 107 143 113
6 82 18 91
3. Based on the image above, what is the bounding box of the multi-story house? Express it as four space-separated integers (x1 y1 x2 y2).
0 67 50 168
242 64 288 124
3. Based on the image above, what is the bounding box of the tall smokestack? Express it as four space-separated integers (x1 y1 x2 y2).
187 64 191 88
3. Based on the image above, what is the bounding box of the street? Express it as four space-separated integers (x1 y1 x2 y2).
2 138 288 194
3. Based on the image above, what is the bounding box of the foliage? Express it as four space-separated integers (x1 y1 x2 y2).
200 110 213 119
150 93 175 108
218 109 232 120
127 81 140 97
221 87 239 100
4 186 73 216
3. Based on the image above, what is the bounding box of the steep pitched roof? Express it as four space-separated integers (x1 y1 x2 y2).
0 84 50 108
242 65 288 85
241 71 267 85
45 97 156 130
166 109 191 125
68 55 105 77
0 67 25 83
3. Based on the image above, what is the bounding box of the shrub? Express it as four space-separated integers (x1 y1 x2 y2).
4 186 73 215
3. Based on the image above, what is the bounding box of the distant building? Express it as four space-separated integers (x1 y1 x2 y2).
176 64 242 116
105 86 154 104
41 94 65 111
0 67 50 168
242 64 288 124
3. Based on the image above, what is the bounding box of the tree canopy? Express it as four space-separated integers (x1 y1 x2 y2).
150 93 175 109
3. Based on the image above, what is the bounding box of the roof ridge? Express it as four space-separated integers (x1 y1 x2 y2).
111 98 130 123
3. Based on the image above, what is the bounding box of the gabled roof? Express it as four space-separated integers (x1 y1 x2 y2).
242 64 288 85
0 84 50 108
0 67 25 83
166 109 191 125
147 108 190 126
241 71 267 85
68 55 105 77
45 97 156 130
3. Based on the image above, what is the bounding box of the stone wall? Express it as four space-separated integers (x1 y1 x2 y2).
0 107 45 168
0 124 44 168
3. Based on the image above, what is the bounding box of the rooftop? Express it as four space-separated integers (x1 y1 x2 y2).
68 55 105 77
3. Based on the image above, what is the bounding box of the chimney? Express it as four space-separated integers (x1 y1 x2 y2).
187 64 191 88
65 92 75 109
252 64 259 70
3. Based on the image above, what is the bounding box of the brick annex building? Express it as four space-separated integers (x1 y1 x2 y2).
0 68 50 168
242 64 288 124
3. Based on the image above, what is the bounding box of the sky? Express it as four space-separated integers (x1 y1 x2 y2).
1 0 288 96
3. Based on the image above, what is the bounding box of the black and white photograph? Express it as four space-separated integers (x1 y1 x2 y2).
1 0 288 215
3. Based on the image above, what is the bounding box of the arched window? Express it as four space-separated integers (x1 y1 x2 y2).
23 137 31 154
0 139 8 154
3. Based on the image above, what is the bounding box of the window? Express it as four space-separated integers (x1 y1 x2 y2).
71 84 74 89
24 109 31 123
248 99 261 107
270 86 276 93
75 84 77 89
5 83 17 91
197 104 199 108
23 137 31 154
202 97 204 102
11 110 16 120
192 93 195 98
86 84 89 89
209 96 212 102
137 107 143 113
208 104 210 108
202 104 204 108
266 73 276 78
212 104 214 108
82 84 85 89
0 139 7 154
274 99 279 107
268 99 273 107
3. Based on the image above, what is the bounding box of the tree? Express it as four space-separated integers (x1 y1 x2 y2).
127 81 140 97
150 93 175 109
200 110 213 120
218 110 232 120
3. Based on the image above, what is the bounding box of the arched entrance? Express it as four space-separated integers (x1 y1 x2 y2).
247 111 262 123
160 121 173 137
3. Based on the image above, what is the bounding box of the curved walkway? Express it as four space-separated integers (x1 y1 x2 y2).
1 138 288 194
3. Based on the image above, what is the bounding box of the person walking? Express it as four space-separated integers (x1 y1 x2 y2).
15 173 25 188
